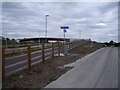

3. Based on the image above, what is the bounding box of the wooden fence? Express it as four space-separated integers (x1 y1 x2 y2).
1 41 82 83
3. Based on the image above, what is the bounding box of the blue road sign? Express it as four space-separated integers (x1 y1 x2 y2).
61 26 69 29
64 29 67 32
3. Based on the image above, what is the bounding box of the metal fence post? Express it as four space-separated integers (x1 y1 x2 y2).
2 46 5 83
28 45 31 71
72 42 73 49
68 42 70 51
58 42 60 56
52 43 54 57
42 44 45 63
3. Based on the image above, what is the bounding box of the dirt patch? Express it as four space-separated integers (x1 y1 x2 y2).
3 41 103 89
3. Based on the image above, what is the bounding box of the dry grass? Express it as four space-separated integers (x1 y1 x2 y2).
3 41 103 89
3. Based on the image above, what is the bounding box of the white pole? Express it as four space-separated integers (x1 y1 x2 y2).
39 29 40 49
79 29 81 40
6 33 7 48
64 30 65 45
45 15 49 44
64 29 66 55
45 15 47 43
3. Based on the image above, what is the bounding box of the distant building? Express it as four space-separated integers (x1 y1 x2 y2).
19 37 70 44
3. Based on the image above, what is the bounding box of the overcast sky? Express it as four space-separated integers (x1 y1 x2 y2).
2 2 118 42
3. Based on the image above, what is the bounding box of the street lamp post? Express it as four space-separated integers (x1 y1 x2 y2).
5 33 7 48
39 29 40 48
45 15 49 43
6 38 7 48
79 29 81 40
64 29 66 44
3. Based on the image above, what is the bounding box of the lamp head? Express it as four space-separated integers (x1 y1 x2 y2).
46 15 49 17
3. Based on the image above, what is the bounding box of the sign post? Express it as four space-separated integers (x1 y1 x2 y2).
60 26 69 55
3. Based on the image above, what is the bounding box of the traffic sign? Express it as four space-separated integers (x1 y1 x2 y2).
61 26 69 29
64 29 67 32
60 26 69 55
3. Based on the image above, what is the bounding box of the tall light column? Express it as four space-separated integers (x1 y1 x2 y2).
45 15 49 43
39 29 40 48
79 29 81 40
5 33 7 48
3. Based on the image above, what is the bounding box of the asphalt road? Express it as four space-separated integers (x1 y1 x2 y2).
45 47 118 88
5 47 58 75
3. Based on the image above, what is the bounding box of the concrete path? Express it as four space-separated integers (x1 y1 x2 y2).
45 47 118 88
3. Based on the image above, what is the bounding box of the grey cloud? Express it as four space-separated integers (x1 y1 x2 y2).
98 2 118 14
2 2 25 9
2 2 118 42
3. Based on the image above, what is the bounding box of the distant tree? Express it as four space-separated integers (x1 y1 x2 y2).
109 40 114 44
104 42 109 46
10 38 17 45
0 37 17 45
2 37 6 45
118 42 120 47
109 40 114 46
6 38 11 45
6 38 10 41
114 43 118 47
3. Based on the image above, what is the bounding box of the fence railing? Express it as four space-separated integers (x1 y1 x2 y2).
1 40 84 83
